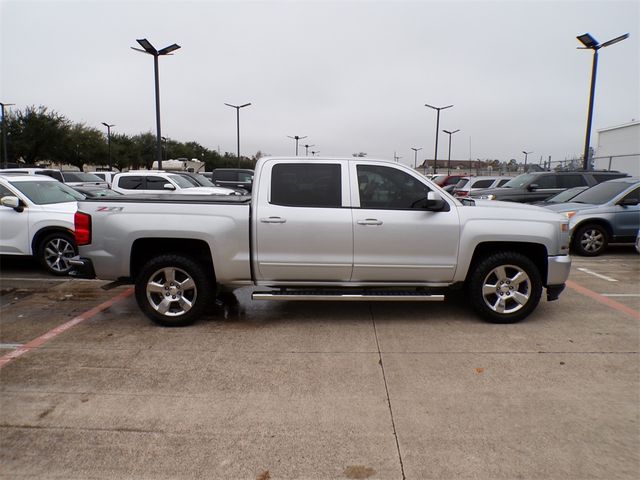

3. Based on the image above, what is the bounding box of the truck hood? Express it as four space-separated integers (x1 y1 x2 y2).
470 187 523 197
461 199 568 223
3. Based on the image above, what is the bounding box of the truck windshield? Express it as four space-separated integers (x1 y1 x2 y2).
62 172 104 183
10 180 84 204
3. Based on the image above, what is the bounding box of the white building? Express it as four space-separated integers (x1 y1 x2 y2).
594 121 640 176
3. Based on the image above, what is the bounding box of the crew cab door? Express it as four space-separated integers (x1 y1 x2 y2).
350 163 460 282
254 160 353 282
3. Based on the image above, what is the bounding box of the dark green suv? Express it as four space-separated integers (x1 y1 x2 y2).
470 171 629 203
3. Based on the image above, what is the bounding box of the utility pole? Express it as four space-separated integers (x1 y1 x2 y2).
411 147 422 169
1 102 15 169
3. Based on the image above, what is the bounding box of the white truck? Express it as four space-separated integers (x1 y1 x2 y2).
70 157 572 326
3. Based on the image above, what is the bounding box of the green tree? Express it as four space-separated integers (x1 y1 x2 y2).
6 106 70 164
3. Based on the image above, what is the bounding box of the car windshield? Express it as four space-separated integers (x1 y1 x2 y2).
62 172 104 182
454 178 469 188
192 174 216 187
80 188 121 198
569 181 635 205
10 180 84 204
501 173 537 188
168 174 196 188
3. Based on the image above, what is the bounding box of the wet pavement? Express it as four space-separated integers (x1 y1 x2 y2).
0 247 638 479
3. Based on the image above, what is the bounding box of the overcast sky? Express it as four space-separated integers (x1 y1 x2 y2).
1 0 638 168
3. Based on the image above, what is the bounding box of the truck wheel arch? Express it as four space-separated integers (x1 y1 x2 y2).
466 242 548 286
130 238 216 283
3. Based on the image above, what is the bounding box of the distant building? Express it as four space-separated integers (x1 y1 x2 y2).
594 121 640 176
150 158 205 172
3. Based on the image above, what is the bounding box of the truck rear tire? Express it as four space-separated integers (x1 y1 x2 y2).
469 252 542 324
134 254 213 327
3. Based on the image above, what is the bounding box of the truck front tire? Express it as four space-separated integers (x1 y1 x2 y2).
469 252 542 323
134 254 214 327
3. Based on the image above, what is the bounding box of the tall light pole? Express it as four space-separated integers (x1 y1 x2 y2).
287 135 307 156
443 129 460 174
522 150 533 171
131 38 181 170
425 103 453 174
101 122 115 171
302 144 315 156
224 102 251 166
411 147 422 169
576 32 629 171
1 102 15 169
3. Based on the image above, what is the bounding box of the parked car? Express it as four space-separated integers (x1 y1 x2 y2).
430 174 467 188
531 186 589 206
452 176 510 197
70 185 123 198
0 173 82 275
205 168 254 192
470 170 629 203
91 171 118 187
173 171 249 195
1 168 107 187
111 171 237 195
544 177 640 256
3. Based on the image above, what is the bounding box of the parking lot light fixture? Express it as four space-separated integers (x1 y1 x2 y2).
1 102 15 169
411 147 422 169
287 135 307 156
576 32 629 171
522 150 533 170
425 103 453 174
302 144 315 157
443 130 460 174
131 38 181 170
224 102 251 167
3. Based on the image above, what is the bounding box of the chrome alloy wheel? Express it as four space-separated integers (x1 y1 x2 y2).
145 267 197 317
579 228 605 254
481 264 531 315
44 237 76 273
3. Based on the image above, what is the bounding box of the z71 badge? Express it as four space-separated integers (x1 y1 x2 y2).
96 206 124 212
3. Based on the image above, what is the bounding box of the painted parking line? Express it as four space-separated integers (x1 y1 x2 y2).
576 268 618 282
601 294 640 297
0 287 133 369
566 280 640 320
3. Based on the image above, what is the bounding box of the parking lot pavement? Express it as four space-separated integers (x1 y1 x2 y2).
0 249 638 479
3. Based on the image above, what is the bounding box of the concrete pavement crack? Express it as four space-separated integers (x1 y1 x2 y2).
370 304 406 480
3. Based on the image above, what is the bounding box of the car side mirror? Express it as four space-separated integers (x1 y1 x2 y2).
527 184 539 191
163 183 176 190
1 196 24 212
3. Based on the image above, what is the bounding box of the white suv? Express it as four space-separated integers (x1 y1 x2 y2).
0 174 83 275
111 171 237 195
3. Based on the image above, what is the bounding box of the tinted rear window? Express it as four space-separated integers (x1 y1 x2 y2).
213 171 236 181
471 179 495 188
118 176 143 190
271 163 341 207
570 181 636 205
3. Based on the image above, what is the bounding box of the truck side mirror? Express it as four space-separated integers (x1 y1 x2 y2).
527 183 539 191
163 183 176 191
413 191 448 211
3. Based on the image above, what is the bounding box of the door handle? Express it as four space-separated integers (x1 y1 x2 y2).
357 219 383 226
260 216 287 224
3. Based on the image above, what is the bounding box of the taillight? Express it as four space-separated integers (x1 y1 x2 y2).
74 212 91 246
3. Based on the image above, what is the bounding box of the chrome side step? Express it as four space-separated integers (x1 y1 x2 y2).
252 290 445 302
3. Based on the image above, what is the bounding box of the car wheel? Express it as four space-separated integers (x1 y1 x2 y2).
134 254 213 327
469 252 542 324
37 232 77 276
572 224 608 257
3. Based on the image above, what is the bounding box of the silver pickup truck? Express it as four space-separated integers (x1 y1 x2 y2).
71 157 571 326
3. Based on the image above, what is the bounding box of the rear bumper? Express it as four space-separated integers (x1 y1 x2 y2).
68 256 96 279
